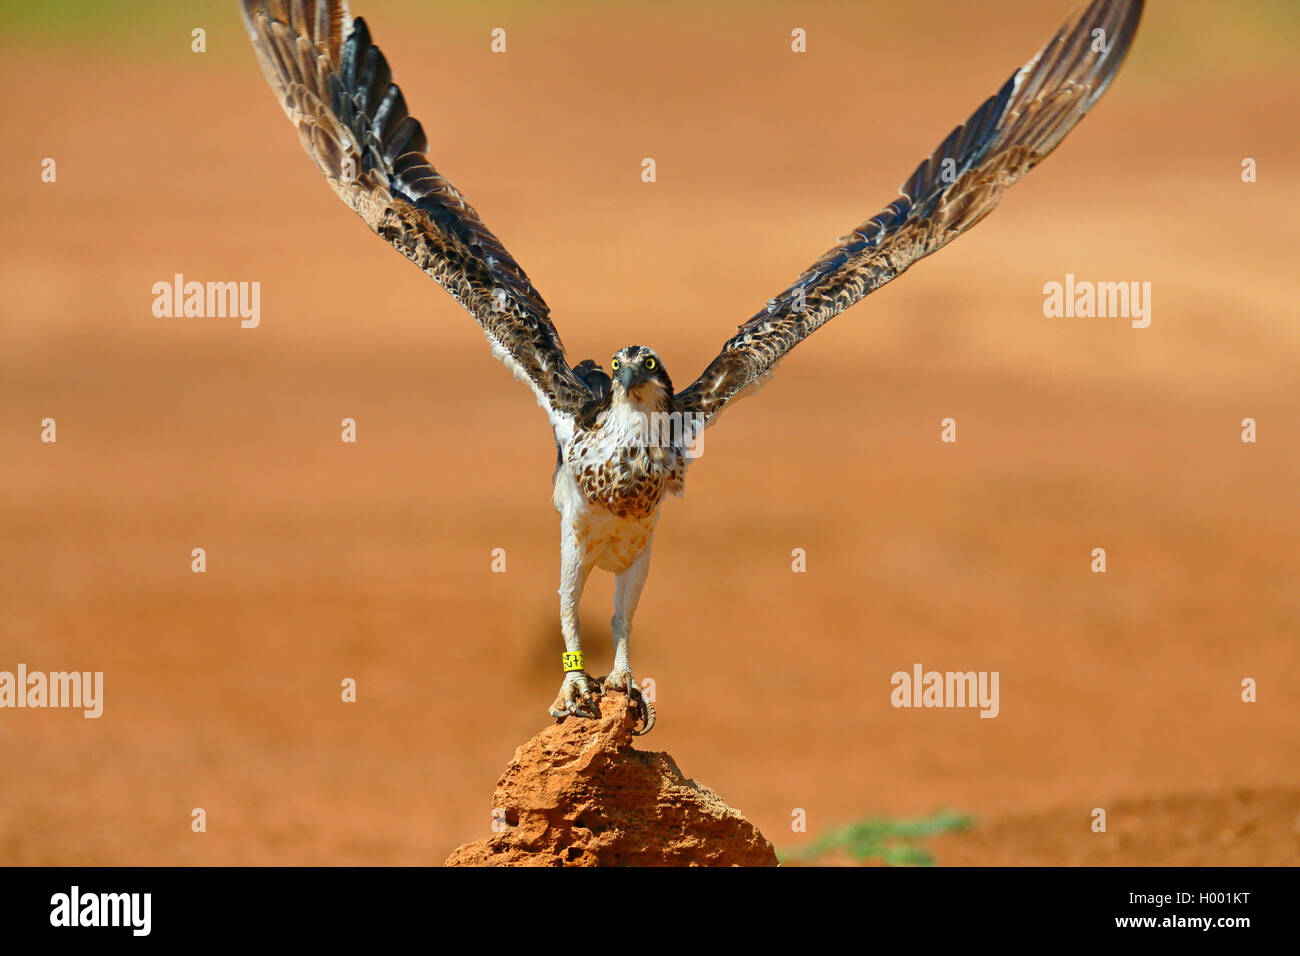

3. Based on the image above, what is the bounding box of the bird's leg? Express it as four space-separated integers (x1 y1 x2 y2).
549 521 600 721
604 542 656 735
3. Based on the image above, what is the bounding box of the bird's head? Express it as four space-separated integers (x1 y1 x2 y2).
611 346 673 407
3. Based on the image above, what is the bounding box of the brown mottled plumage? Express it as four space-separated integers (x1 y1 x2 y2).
239 0 594 424
674 0 1145 424
241 0 1144 734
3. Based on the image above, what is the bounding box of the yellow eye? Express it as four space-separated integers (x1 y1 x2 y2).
645 358 656 370
611 359 620 370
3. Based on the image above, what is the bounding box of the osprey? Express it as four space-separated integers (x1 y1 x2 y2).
241 0 1145 734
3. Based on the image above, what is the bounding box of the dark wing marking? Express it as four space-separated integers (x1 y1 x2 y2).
572 359 612 401
675 0 1144 425
240 0 593 426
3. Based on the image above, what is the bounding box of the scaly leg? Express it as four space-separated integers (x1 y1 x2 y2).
604 540 656 735
548 518 599 720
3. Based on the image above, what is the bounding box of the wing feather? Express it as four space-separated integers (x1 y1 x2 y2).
241 0 592 427
675 0 1144 424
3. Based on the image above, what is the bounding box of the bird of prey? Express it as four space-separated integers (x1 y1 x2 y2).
241 0 1144 735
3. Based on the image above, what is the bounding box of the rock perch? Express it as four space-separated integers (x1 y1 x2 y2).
446 693 777 866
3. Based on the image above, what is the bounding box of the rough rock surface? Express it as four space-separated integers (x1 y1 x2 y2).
445 692 777 866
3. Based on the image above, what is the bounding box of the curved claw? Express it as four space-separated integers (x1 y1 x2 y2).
550 671 601 722
603 670 656 736
629 688 656 736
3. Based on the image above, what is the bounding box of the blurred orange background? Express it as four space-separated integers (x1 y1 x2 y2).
1 0 1297 864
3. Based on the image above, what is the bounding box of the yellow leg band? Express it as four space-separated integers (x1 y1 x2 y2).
562 651 585 673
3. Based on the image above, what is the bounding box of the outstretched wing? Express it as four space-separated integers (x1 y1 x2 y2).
241 0 593 428
675 0 1144 425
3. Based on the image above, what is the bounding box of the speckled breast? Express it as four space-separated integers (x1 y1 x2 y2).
567 440 684 521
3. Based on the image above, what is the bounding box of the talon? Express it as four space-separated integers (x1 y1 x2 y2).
603 670 656 736
630 689 656 736
550 670 601 722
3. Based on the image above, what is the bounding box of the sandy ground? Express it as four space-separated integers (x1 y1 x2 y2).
1 0 1298 865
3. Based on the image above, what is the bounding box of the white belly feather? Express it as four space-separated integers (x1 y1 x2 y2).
553 464 657 573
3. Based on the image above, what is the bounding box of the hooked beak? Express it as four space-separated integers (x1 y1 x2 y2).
617 365 638 389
